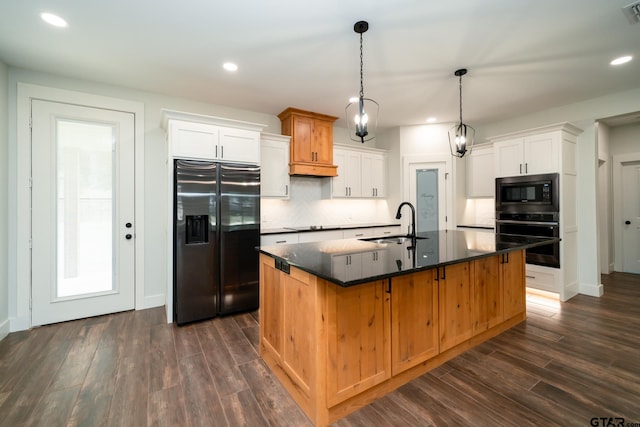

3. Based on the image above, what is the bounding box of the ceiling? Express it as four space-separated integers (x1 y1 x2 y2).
1 0 639 131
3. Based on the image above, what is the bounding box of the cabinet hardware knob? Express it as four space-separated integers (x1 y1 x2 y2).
625 220 631 225
125 234 132 240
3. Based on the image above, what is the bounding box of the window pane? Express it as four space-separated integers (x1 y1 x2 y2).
56 120 114 298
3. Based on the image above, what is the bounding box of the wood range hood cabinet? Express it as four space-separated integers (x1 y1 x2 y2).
278 107 338 177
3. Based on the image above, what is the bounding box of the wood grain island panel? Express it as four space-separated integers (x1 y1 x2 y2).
259 250 526 426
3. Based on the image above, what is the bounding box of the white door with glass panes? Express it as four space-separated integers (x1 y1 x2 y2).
31 100 135 326
622 161 640 274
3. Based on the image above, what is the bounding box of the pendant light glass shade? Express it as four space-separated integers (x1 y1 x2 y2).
346 21 378 143
448 68 475 158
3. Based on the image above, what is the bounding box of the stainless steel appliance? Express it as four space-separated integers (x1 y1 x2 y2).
174 159 260 325
495 173 559 213
496 173 560 268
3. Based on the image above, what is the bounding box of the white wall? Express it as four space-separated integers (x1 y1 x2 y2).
5 67 281 331
597 122 612 274
610 122 640 155
0 61 8 339
401 124 460 230
478 87 640 297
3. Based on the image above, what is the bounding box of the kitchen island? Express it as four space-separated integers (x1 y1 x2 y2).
258 229 558 426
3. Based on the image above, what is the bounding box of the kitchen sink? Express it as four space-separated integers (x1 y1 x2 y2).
359 235 427 244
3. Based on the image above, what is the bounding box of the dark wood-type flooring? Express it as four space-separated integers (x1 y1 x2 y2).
1 272 639 426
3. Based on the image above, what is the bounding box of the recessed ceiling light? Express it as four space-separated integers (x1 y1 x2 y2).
41 12 68 28
610 55 632 66
426 117 437 123
223 62 238 72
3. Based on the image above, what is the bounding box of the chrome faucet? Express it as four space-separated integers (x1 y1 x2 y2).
395 202 416 238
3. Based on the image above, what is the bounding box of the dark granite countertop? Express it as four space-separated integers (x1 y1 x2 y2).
259 229 559 287
261 223 401 235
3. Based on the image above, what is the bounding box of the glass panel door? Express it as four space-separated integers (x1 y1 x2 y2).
31 99 135 326
56 120 114 298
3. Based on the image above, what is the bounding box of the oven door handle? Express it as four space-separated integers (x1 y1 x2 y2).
496 220 559 226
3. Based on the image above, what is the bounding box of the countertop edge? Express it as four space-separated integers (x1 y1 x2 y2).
259 235 559 287
261 223 401 235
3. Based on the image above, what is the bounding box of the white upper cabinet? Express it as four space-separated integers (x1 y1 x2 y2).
219 127 261 164
261 133 291 198
361 151 385 198
493 131 560 178
161 109 265 164
466 144 494 198
325 145 387 198
170 120 219 160
332 148 362 197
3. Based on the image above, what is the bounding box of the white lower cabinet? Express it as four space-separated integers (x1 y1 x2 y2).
525 264 557 293
262 226 402 247
260 233 299 246
343 228 373 239
370 226 402 237
365 250 387 276
297 230 344 243
331 254 363 281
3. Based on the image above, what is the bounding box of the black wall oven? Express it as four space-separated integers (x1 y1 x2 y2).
496 173 560 268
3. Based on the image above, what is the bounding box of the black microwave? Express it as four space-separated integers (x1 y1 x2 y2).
495 173 559 213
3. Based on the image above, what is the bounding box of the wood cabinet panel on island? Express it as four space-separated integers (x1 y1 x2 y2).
390 270 439 375
438 262 474 352
259 246 528 426
326 280 390 406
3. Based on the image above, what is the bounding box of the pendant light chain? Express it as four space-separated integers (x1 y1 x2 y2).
359 32 365 99
346 20 378 143
458 73 463 125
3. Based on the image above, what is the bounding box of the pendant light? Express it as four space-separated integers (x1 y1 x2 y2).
448 68 475 158
346 20 379 143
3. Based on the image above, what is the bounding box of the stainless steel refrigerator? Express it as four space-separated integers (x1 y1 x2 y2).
173 159 260 325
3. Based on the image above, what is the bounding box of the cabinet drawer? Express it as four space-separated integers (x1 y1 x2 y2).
371 226 402 237
297 230 343 243
525 266 556 292
343 228 373 239
261 234 299 246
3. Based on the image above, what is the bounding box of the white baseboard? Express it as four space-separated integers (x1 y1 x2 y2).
137 294 165 310
10 315 30 333
561 281 579 302
579 282 604 297
0 318 10 341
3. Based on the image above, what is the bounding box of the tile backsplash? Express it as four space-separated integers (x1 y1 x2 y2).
261 176 392 228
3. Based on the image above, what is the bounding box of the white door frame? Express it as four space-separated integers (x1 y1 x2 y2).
612 151 640 272
12 83 145 331
402 153 454 232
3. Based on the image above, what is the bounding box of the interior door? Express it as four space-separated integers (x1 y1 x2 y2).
408 162 447 232
621 161 640 274
31 99 135 326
